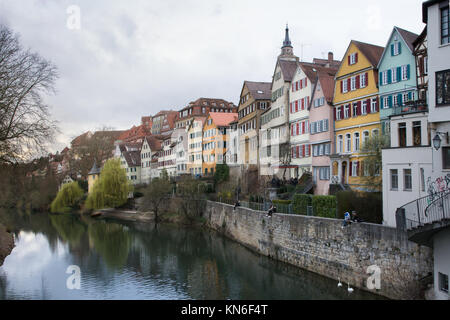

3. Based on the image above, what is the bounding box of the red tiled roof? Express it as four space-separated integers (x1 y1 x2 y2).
122 150 141 167
352 40 385 67
118 124 151 143
395 27 419 52
208 112 238 127
278 60 298 82
244 81 272 100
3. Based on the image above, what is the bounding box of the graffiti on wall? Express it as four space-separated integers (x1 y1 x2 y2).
427 174 450 203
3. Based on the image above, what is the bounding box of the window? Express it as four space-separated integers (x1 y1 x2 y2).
352 161 358 177
319 167 330 180
336 106 342 120
391 68 398 83
404 169 412 191
362 100 368 114
439 273 449 293
443 147 450 169
441 6 450 45
436 69 450 106
345 134 351 153
371 98 378 113
382 71 388 85
344 105 350 118
338 135 343 154
390 169 398 190
399 122 407 147
352 103 358 117
362 131 369 148
420 168 425 192
354 132 360 152
392 41 401 56
360 73 366 88
349 53 357 65
342 80 348 93
383 96 390 109
402 92 410 105
351 76 356 91
393 95 398 107
401 65 409 81
413 121 422 146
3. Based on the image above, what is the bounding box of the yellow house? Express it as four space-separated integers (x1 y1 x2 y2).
187 116 206 176
202 112 238 176
331 40 384 191
87 160 101 193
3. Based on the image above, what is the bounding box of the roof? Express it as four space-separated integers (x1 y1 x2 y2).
413 26 427 48
352 40 385 67
122 150 141 167
117 124 151 143
88 161 101 175
143 135 163 151
395 27 419 52
278 59 298 82
71 131 92 147
312 58 341 68
316 68 338 104
244 81 272 100
208 112 238 127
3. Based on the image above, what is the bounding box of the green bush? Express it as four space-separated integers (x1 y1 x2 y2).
312 195 337 218
272 200 292 205
50 182 84 213
336 190 382 224
292 194 312 215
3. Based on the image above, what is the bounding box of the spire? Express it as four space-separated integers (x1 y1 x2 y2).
283 24 292 48
88 159 101 175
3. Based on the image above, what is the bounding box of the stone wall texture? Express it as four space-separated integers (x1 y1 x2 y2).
205 201 433 300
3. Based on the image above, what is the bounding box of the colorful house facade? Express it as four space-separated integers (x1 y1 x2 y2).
331 40 384 191
187 117 206 176
378 27 420 139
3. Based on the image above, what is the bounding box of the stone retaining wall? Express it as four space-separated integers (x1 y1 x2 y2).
204 201 433 300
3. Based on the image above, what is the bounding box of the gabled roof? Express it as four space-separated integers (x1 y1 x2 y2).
377 27 419 68
352 40 384 67
207 112 238 127
243 81 272 100
88 160 101 175
413 26 427 48
143 135 163 151
122 150 141 167
278 59 298 82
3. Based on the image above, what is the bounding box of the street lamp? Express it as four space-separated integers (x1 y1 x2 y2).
433 132 449 151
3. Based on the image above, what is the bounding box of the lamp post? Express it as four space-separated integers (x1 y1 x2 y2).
433 132 449 151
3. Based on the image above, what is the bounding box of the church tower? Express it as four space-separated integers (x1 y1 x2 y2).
280 24 295 59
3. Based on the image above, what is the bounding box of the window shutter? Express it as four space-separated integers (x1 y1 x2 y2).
341 107 344 119
308 145 311 156
355 53 358 63
302 145 306 157
357 161 360 176
380 97 384 109
398 42 402 55
349 161 353 176
407 64 410 79
365 72 368 87
387 69 392 84
356 75 360 89
376 98 380 112
295 100 299 112
292 83 295 91
291 124 294 136
379 72 383 86
334 108 337 120
307 96 310 108
388 96 393 108
305 78 308 87
297 146 300 158
391 44 394 56
357 101 362 116
302 122 305 134
301 99 304 110
296 122 299 135
348 55 351 65
398 93 403 106
366 99 371 113
340 80 343 93
408 92 413 100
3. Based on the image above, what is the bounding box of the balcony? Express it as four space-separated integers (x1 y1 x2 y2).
396 190 450 247
391 100 428 116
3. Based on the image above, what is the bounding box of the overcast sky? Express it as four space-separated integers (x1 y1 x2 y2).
0 0 426 153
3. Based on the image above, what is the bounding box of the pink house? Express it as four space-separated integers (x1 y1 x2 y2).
309 67 338 195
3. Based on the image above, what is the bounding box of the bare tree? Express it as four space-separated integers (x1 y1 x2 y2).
360 133 389 191
142 176 173 223
0 25 59 163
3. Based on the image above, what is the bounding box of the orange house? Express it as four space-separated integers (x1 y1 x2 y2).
202 112 238 176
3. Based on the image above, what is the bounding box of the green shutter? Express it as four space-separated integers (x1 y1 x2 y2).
388 96 393 108
387 69 392 84
398 94 403 106
397 67 402 82
391 44 394 56
407 65 410 79
380 96 384 109
398 42 402 55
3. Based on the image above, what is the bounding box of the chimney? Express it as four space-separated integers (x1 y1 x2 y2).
328 52 334 63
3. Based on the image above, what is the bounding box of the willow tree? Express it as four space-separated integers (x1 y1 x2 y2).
50 181 84 213
0 25 58 163
85 158 132 210
361 133 389 191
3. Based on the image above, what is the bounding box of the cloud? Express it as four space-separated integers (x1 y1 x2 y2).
0 0 426 153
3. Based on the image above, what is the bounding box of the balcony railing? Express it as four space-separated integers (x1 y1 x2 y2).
391 100 428 116
397 190 450 231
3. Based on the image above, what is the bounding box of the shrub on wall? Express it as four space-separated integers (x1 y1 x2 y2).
312 195 337 218
292 194 312 215
272 200 292 205
336 190 382 224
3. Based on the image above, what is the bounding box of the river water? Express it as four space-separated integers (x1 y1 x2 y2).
0 210 383 300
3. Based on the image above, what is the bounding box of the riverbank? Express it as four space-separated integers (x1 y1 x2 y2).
0 224 14 266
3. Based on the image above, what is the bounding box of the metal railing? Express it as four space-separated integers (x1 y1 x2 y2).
400 190 450 230
391 100 428 116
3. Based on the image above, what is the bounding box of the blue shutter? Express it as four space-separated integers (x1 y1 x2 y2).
397 67 402 82
407 64 410 79
391 44 394 56
387 69 392 84
388 96 393 108
398 94 403 106
380 96 384 109
398 42 402 55
379 72 383 86
408 92 413 100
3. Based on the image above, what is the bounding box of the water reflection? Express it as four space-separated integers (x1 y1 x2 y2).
0 210 385 300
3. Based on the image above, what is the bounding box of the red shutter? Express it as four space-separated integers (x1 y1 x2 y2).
341 107 344 119
299 80 303 90
296 146 300 158
296 122 300 135
290 102 292 114
355 53 358 63
309 144 311 156
366 99 371 114
305 78 308 87
340 80 343 93
357 101 361 116
349 161 353 176
348 55 351 65
356 75 360 89
347 78 351 90
302 122 305 134
365 72 368 86
291 124 294 136
334 107 337 120
302 145 306 157
295 100 299 112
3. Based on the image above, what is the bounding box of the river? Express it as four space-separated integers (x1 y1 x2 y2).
0 210 384 300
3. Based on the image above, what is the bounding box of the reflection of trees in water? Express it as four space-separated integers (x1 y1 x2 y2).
88 221 131 270
49 214 86 248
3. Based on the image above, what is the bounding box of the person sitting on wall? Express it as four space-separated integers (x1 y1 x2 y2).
352 211 363 223
342 211 352 228
267 204 277 218
233 200 241 211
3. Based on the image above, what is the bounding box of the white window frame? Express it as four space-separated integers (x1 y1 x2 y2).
382 71 388 85
352 161 358 177
349 53 356 65
393 95 398 107
383 96 390 109
344 105 350 118
354 132 360 152
401 65 408 81
350 76 356 91
338 135 343 154
360 73 366 88
345 134 351 153
362 100 368 114
336 106 342 120
371 98 377 113
391 67 398 83
342 80 348 93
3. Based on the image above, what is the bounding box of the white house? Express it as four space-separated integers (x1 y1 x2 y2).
140 136 163 183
